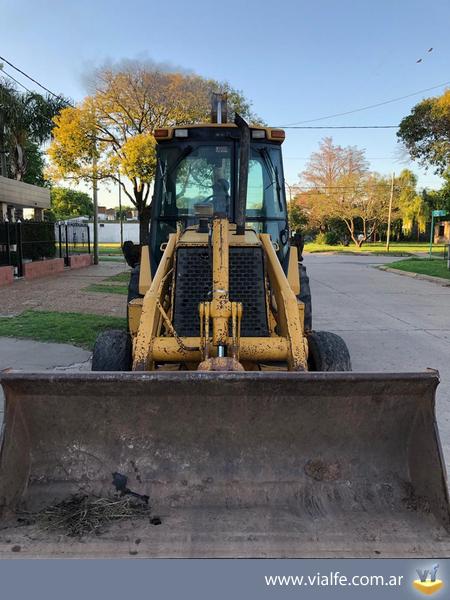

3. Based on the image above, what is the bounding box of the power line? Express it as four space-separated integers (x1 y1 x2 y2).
288 184 401 191
1 68 33 94
0 70 398 132
284 156 397 160
0 54 72 106
282 80 450 125
0 69 62 128
286 181 406 191
0 55 431 134
2 54 446 131
283 125 398 129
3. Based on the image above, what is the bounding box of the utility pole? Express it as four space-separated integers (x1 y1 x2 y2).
0 110 7 178
385 171 395 252
0 63 7 178
92 153 99 265
118 172 123 247
284 181 293 204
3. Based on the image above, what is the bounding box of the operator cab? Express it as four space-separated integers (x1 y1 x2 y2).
150 124 290 272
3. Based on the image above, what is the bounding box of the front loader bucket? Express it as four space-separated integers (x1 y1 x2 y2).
0 371 449 558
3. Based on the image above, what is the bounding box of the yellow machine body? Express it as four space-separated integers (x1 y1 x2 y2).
131 217 307 372
0 116 449 558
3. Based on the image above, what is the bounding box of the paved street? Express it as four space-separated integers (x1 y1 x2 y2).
305 252 450 469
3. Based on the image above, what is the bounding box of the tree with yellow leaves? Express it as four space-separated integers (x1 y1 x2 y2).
48 64 258 242
395 170 427 238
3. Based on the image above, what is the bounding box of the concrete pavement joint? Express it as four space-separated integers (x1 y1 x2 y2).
422 330 450 346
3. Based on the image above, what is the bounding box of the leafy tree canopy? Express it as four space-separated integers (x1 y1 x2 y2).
47 63 260 243
422 169 450 214
395 169 427 235
397 89 450 175
294 139 427 247
22 141 49 187
50 186 93 220
0 78 68 182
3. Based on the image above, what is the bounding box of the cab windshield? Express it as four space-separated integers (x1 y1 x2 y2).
156 142 285 220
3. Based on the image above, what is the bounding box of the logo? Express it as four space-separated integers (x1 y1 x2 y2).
413 564 443 595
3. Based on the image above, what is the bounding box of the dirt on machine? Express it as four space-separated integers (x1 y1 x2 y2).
1 95 449 557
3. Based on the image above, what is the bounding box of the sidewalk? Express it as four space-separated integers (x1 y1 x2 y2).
0 261 128 318
0 337 92 422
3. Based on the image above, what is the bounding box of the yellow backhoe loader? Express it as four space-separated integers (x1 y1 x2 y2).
0 99 449 557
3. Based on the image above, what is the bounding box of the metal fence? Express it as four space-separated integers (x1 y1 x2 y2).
0 221 90 276
56 222 91 266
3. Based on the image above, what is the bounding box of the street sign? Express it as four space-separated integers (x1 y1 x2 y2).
429 209 449 258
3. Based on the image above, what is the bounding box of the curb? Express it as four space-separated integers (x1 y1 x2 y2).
304 251 411 257
377 265 450 287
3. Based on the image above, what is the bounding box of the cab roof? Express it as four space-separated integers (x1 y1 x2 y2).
153 124 285 143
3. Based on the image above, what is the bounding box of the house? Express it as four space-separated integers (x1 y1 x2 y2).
0 176 50 222
434 221 450 244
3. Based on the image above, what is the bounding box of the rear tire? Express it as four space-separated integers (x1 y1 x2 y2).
298 265 312 331
92 329 132 371
307 331 351 371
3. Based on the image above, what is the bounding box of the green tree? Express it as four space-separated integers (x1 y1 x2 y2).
114 205 134 219
394 169 427 237
50 187 93 220
288 201 308 232
422 170 450 216
47 64 259 243
0 78 68 182
397 89 450 175
22 141 48 187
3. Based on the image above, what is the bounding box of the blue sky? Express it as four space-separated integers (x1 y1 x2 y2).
2 0 449 206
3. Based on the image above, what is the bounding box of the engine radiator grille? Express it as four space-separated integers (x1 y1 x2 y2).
173 246 269 338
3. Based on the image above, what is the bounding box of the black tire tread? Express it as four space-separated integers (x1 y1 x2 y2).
92 329 132 371
307 330 352 371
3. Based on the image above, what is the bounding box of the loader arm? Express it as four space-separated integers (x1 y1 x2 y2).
130 216 308 371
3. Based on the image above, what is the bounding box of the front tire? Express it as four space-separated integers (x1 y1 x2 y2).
307 331 351 371
92 329 132 371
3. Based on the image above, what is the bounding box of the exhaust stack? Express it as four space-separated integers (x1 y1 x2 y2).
235 113 250 235
211 93 228 124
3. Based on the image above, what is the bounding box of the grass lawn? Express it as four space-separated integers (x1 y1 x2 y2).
84 283 128 295
386 258 450 280
99 256 126 262
66 243 123 256
98 245 123 255
304 241 446 257
83 270 130 295
0 310 127 349
104 271 131 283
